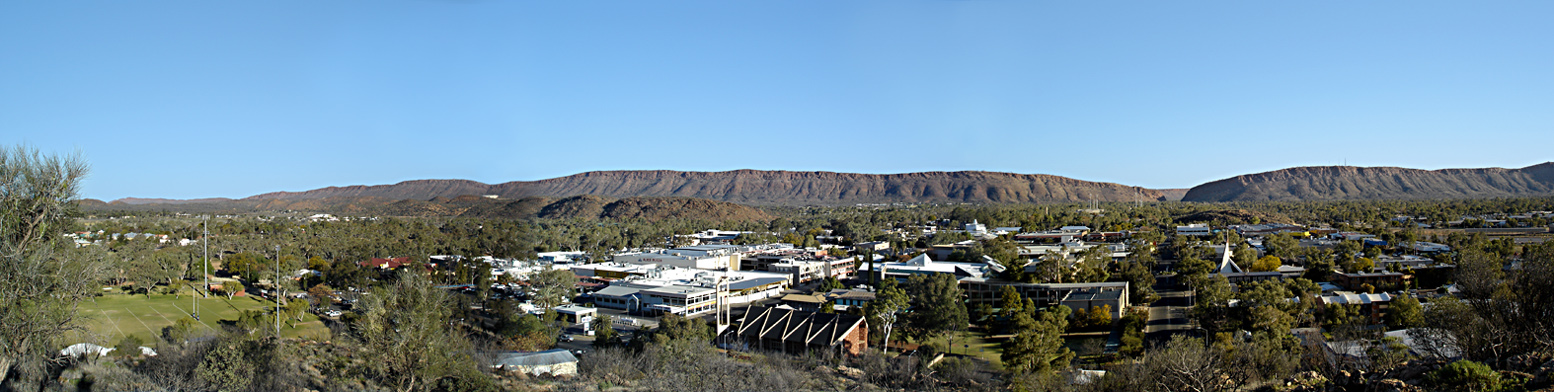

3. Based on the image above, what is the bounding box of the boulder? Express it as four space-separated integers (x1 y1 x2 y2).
1370 379 1425 392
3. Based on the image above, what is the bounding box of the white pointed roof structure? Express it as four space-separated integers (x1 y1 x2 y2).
906 253 933 266
1216 241 1243 275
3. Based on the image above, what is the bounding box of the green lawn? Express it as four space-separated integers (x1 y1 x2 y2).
919 330 1008 367
72 287 329 344
915 331 1112 369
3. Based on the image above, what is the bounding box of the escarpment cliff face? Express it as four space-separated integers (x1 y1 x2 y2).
246 170 1166 206
81 194 771 222
1182 163 1554 202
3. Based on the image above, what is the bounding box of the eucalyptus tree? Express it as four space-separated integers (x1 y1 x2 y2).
0 146 107 387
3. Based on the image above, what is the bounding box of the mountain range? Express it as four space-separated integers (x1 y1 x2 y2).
1181 163 1554 202
83 164 1554 216
243 170 1165 206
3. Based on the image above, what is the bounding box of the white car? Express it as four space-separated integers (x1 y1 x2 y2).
324 310 343 318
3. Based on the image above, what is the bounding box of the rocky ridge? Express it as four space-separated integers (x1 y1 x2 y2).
1183 163 1554 202
246 170 1166 206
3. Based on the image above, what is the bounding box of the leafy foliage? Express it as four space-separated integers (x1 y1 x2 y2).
1001 305 1073 375
905 273 968 341
354 272 493 391
1426 360 1503 392
0 146 104 388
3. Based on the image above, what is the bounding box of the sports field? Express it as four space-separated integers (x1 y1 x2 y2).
72 288 330 344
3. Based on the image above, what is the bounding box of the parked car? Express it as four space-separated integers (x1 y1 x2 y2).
559 334 574 342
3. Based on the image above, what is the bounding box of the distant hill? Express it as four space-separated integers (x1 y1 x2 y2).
1182 163 1554 202
1173 209 1292 226
1156 189 1191 202
246 170 1166 206
76 199 109 208
110 197 234 205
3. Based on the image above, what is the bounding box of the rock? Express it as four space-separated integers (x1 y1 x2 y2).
1283 370 1329 391
1532 359 1554 387
1393 361 1436 382
836 366 865 379
1369 378 1425 392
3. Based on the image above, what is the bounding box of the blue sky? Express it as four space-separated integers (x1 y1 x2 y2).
3 1 1551 201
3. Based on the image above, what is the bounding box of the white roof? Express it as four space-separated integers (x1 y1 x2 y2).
879 254 989 278
643 285 716 296
982 255 1007 273
1322 291 1393 305
553 304 596 315
593 285 646 297
60 343 113 357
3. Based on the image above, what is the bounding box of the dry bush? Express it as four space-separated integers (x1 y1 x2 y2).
933 356 999 392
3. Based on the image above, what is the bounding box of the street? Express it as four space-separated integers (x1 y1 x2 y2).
1145 288 1194 340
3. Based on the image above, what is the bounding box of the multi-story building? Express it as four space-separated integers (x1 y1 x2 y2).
769 256 859 283
613 246 744 270
583 267 791 316
960 279 1130 318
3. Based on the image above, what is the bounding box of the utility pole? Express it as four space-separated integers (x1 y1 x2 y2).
194 217 208 320
203 218 208 300
275 244 281 339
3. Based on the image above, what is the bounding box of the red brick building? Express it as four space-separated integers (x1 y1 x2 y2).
736 305 868 356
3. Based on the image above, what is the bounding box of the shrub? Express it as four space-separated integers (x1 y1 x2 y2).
1426 360 1502 392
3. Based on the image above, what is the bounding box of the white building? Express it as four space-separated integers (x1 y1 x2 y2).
769 256 860 283
536 251 590 265
874 254 994 282
1059 226 1092 234
613 245 752 270
1019 241 1129 261
1176 224 1212 237
586 267 791 316
572 263 658 280
965 220 989 237
1403 241 1451 253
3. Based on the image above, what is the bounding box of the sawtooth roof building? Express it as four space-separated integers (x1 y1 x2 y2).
733 305 868 356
